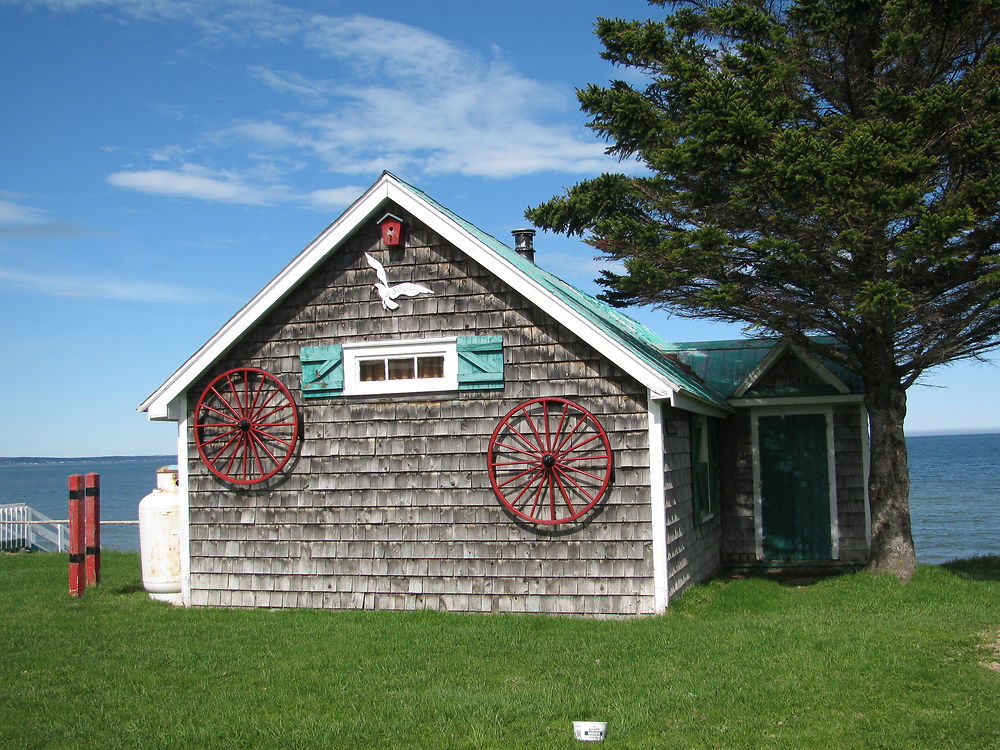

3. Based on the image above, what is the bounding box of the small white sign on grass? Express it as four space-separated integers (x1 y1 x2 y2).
573 721 607 742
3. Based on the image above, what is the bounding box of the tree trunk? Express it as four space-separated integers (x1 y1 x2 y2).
864 381 916 581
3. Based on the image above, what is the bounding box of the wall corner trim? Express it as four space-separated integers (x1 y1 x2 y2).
648 392 669 613
175 413 192 607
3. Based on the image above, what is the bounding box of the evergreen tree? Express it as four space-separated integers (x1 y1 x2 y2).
528 0 1000 580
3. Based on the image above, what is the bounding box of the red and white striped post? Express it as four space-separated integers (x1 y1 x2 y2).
68 474 85 597
84 472 101 586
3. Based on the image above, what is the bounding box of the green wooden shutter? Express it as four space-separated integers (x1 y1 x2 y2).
456 336 504 391
300 345 344 398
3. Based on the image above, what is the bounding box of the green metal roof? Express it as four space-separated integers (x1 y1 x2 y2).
664 339 776 398
666 338 864 398
392 173 730 410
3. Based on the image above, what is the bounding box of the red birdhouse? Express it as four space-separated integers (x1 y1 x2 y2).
378 213 405 247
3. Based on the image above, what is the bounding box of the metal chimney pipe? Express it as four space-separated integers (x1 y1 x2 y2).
512 228 536 263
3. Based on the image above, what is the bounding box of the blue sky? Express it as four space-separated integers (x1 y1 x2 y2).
1 0 997 456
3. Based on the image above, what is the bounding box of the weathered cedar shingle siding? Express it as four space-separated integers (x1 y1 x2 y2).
719 412 756 563
662 407 722 595
832 404 868 563
184 207 656 615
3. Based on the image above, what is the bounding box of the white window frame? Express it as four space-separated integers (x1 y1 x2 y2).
691 413 718 524
342 337 458 396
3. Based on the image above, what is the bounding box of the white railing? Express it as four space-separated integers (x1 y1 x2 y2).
0 503 66 552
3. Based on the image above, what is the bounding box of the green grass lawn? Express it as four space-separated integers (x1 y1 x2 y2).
1 552 997 749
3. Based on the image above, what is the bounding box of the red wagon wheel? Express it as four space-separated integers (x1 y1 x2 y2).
487 397 613 525
194 367 300 485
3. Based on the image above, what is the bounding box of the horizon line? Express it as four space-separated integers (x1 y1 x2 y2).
4 430 1000 460
906 428 1000 437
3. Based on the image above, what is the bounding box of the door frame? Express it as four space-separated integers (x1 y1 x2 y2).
750 404 840 561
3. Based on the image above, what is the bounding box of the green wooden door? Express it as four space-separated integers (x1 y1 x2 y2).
758 413 832 560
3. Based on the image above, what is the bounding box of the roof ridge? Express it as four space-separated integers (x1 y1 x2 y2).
141 172 732 418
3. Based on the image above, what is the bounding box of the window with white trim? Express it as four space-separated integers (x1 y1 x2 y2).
691 414 719 524
344 339 457 395
300 336 504 398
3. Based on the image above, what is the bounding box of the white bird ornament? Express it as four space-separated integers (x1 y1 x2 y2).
364 252 434 311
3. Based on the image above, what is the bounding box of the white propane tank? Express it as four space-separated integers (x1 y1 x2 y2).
138 465 182 605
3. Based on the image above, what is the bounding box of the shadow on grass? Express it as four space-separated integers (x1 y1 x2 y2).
113 584 147 594
941 555 1000 582
725 566 860 588
726 556 1000 587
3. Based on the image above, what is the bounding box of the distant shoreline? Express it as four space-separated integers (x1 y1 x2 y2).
905 430 1000 438
0 455 174 468
2 432 999 465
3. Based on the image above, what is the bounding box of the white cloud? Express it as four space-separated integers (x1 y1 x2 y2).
249 66 330 101
214 120 308 151
33 2 623 200
0 197 98 236
7 0 302 42
303 14 474 87
149 145 195 162
107 165 286 204
240 15 615 179
106 162 358 211
144 99 187 121
0 266 216 303
0 198 44 224
298 84 610 179
305 186 364 210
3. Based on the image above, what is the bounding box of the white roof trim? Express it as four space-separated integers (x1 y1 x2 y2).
139 173 687 419
795 347 851 394
732 340 850 399
668 391 729 418
730 394 864 408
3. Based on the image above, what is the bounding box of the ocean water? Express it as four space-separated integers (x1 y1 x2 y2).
0 434 997 563
0 456 172 551
906 433 1000 564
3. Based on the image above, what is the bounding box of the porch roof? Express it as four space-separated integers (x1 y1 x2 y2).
665 338 864 399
